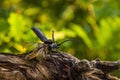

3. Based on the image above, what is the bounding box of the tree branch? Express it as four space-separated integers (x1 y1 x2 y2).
0 51 119 80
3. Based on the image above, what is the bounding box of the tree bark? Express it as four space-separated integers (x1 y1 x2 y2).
0 51 120 80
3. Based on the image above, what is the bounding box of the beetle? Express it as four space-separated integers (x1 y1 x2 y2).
25 27 69 61
31 27 58 50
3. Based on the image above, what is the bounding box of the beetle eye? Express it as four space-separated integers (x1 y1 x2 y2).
50 43 58 49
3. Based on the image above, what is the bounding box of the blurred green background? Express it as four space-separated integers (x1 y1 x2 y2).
0 0 120 77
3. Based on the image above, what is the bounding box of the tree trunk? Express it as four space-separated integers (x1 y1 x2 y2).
0 51 120 80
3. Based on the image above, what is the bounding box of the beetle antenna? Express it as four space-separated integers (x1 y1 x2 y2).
52 30 55 42
58 40 71 46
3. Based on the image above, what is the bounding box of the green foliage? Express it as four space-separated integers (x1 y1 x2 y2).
71 24 92 48
0 0 120 76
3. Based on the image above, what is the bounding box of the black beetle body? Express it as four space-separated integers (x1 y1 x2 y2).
32 27 48 42
31 27 60 51
25 27 59 60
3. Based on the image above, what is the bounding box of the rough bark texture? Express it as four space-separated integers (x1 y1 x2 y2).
0 51 120 80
